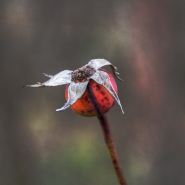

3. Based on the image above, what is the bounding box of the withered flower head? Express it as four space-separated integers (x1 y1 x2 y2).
24 59 124 115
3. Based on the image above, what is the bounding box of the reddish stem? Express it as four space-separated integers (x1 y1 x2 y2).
87 84 127 185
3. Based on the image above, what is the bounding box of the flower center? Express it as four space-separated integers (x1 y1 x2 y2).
71 65 96 83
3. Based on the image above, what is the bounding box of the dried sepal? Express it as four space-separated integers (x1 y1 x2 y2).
23 82 43 88
110 66 123 82
88 59 112 70
90 70 124 114
56 81 89 111
88 59 123 82
23 70 73 88
43 73 53 78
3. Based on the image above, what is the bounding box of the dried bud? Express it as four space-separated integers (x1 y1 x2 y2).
24 59 124 116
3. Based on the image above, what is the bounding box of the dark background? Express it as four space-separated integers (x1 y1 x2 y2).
1 0 185 185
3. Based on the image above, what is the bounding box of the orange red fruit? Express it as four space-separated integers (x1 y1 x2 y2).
65 69 118 117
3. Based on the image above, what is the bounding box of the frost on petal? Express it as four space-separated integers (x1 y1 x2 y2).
87 59 123 82
56 81 88 111
91 70 124 114
23 70 73 88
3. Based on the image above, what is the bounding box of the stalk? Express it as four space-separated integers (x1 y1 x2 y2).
87 84 127 185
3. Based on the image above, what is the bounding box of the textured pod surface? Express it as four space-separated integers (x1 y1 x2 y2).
65 70 118 117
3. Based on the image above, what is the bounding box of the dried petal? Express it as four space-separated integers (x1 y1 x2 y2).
23 70 73 88
56 81 89 111
90 70 124 114
87 59 123 82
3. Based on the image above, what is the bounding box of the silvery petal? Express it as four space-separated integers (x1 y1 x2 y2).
23 70 73 88
90 70 124 114
87 59 123 82
56 81 89 111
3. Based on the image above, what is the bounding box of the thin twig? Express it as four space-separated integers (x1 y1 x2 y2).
87 83 127 185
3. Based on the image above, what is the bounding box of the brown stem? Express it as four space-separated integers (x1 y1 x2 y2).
87 83 127 185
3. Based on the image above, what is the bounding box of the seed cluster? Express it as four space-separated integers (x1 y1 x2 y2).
71 65 96 83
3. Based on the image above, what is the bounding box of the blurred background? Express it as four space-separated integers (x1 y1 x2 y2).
1 0 185 185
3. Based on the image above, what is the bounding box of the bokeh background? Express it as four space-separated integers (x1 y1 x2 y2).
1 0 185 185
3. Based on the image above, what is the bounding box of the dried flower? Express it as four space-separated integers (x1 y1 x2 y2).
24 59 124 116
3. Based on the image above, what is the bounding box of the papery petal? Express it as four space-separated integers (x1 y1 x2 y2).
23 70 73 88
56 81 89 111
90 70 124 114
87 59 123 82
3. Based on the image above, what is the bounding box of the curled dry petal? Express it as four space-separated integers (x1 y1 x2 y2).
90 70 124 114
87 59 123 82
23 70 73 88
56 81 89 111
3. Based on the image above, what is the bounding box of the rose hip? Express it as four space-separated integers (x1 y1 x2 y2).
65 69 118 117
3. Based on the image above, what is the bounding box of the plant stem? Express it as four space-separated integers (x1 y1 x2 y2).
87 84 127 185
97 115 127 185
